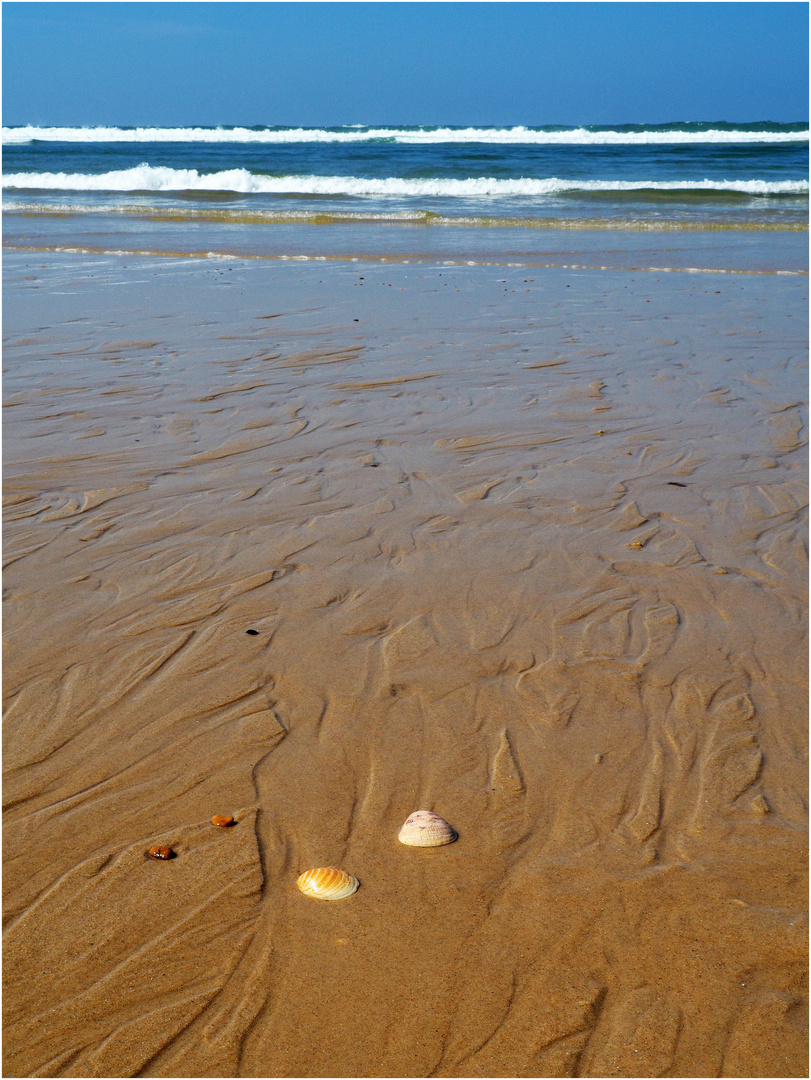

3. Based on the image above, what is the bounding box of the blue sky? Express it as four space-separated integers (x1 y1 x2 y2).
3 2 808 127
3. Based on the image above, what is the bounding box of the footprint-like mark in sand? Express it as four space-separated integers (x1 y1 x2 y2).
488 729 530 851
685 691 762 838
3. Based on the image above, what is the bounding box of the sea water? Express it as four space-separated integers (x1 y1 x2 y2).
3 123 808 271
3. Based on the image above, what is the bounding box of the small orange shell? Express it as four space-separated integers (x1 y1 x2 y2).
297 867 359 901
148 846 174 860
398 810 457 848
211 815 235 827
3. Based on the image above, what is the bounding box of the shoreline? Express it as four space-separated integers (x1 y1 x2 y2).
5 203 807 275
4 241 810 275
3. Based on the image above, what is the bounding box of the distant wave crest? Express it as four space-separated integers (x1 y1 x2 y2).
3 167 808 196
2 124 809 145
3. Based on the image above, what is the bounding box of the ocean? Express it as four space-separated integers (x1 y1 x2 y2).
2 122 808 271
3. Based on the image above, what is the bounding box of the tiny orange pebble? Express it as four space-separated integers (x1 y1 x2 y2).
148 846 174 860
211 815 235 827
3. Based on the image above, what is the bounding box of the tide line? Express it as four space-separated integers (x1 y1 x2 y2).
4 243 807 275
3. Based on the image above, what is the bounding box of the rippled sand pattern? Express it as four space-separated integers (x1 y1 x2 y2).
3 256 807 1077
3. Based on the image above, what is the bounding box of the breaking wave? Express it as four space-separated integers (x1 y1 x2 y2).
3 124 809 145
4 167 808 197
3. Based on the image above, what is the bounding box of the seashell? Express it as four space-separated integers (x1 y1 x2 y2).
296 867 359 901
211 815 235 827
148 846 174 860
398 810 457 848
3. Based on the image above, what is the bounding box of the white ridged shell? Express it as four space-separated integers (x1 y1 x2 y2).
398 810 457 847
296 867 359 900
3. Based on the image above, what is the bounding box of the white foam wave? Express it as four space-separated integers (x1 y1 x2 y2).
3 167 807 197
2 124 808 145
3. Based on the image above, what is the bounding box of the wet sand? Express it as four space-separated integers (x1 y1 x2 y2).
3 252 808 1077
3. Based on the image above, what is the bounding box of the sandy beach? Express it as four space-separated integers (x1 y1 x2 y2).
3 250 807 1077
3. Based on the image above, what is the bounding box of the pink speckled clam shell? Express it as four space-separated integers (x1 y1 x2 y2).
398 810 457 847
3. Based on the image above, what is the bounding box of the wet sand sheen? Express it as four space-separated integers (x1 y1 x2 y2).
3 254 808 1077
